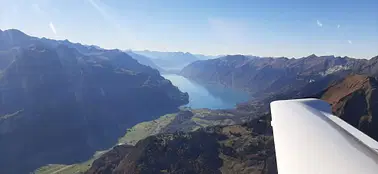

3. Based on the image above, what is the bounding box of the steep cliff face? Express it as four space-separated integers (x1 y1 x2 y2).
320 74 378 140
0 30 188 174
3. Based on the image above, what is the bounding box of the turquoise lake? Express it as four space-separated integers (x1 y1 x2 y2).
162 74 250 109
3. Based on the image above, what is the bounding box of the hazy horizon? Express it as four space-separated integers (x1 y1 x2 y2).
1 0 377 59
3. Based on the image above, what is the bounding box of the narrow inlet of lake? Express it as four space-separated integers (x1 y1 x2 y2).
162 74 250 109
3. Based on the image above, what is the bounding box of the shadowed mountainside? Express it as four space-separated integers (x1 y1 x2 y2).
319 74 378 140
0 29 188 174
86 114 276 174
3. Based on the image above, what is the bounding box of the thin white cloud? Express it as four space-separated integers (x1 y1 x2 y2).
317 20 323 27
348 40 352 44
49 22 57 34
337 24 340 28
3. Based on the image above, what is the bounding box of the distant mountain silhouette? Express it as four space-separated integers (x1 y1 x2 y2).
134 50 199 71
125 51 166 73
193 54 222 60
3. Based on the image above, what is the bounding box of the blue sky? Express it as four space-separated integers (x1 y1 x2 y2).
0 0 377 58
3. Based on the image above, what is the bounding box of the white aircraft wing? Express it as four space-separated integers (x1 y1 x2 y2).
270 98 378 174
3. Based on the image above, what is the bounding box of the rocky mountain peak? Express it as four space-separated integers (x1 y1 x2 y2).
307 54 318 58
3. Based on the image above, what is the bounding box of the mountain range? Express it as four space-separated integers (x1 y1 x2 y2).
181 54 378 97
2 28 378 174
0 29 188 174
86 54 378 173
86 74 378 174
133 50 200 72
124 51 221 74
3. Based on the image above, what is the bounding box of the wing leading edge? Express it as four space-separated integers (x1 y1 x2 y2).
271 98 378 174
